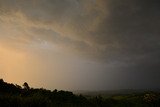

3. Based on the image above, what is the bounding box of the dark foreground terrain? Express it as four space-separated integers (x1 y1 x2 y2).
0 79 160 107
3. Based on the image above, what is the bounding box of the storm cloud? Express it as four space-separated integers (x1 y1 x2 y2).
0 0 160 90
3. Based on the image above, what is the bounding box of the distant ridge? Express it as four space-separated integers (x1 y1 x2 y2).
0 79 160 107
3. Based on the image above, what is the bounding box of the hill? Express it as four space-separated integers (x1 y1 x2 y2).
0 79 160 107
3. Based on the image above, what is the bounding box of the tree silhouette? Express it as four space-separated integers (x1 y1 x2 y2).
23 82 30 90
0 79 4 82
0 79 160 107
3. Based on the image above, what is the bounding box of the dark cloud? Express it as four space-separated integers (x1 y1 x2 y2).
0 0 160 65
0 0 160 89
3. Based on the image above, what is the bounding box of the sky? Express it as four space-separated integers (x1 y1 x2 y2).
0 0 160 91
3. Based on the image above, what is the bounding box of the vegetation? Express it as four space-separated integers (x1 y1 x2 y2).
0 79 160 107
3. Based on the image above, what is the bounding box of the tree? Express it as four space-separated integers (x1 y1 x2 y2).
23 82 30 90
0 79 4 83
15 84 22 89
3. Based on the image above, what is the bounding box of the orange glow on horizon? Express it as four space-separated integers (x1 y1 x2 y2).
0 44 28 83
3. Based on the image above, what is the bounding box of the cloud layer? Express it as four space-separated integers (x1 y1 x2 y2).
0 0 160 90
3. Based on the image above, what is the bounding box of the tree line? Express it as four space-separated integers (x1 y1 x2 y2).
0 79 160 107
